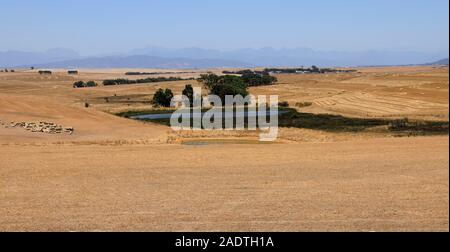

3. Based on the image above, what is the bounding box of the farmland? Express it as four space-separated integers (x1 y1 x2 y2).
0 66 448 231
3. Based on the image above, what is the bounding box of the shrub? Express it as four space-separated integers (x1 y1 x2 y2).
86 81 98 87
389 118 410 130
278 101 290 107
73 81 98 88
73 81 85 88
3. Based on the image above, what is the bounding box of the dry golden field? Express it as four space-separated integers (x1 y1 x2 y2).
0 66 448 231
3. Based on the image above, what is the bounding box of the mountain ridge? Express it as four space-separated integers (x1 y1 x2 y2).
424 58 449 65
1 47 448 68
18 55 251 69
0 48 80 67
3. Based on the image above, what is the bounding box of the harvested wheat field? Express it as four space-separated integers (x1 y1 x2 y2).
0 66 448 231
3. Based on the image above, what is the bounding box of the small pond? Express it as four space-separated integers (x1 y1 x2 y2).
131 110 286 120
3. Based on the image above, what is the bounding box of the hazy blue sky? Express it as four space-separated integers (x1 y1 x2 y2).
1 0 448 55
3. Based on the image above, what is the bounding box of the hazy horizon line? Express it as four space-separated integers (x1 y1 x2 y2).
1 46 449 57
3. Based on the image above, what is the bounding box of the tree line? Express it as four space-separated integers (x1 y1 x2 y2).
125 71 196 76
103 77 194 86
263 67 357 74
220 70 278 87
73 81 98 88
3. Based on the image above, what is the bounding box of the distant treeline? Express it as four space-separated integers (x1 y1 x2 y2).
224 67 357 75
199 71 276 91
222 69 267 75
240 70 278 86
263 67 357 74
103 77 194 86
125 71 196 76
37 70 79 75
216 70 278 87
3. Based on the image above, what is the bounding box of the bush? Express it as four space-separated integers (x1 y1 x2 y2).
152 88 174 107
73 81 85 88
278 101 290 108
86 81 98 87
73 81 98 88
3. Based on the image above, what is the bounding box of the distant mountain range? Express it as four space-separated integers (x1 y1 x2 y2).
0 47 448 68
21 55 250 69
129 46 448 67
0 48 80 67
424 58 449 65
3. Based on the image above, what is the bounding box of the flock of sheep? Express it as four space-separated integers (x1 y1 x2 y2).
0 120 74 135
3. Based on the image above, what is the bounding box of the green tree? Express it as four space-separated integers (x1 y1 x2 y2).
197 74 250 101
152 88 174 107
182 84 195 107
211 76 249 101
198 73 221 89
